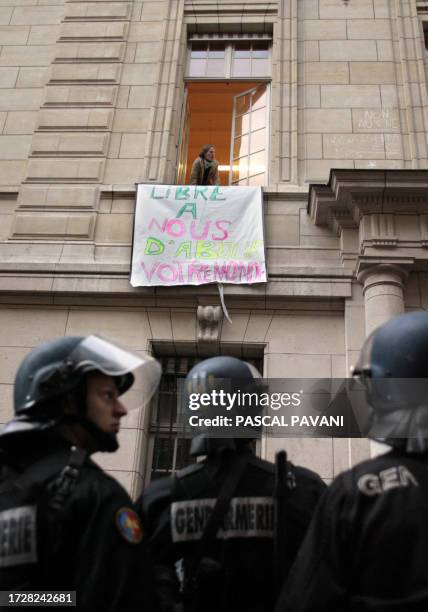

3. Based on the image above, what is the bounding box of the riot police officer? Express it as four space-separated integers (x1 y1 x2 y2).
0 335 161 610
276 310 428 612
138 356 326 612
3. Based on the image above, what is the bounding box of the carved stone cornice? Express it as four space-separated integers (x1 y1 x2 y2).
330 206 358 236
308 169 428 235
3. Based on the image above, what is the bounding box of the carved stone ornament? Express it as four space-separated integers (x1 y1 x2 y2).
309 169 428 234
360 213 398 248
197 305 223 343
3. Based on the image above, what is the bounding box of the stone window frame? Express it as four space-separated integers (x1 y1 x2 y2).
186 35 272 80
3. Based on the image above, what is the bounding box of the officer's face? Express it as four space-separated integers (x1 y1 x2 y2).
86 373 127 434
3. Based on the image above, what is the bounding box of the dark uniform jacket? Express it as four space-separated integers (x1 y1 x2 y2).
0 438 146 611
276 449 428 612
139 448 326 612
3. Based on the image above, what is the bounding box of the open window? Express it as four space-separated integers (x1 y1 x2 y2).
177 35 271 186
231 84 268 186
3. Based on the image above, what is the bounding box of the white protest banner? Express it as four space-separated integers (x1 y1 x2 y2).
130 185 266 287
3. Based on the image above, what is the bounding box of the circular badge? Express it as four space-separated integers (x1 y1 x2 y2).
115 507 143 544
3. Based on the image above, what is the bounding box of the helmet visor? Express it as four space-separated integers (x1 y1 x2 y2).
69 335 161 410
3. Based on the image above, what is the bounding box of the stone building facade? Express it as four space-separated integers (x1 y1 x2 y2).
1 0 428 495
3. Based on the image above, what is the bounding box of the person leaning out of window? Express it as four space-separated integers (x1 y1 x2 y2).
189 144 219 186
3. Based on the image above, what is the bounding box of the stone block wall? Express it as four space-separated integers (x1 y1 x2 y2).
0 0 63 188
298 0 428 182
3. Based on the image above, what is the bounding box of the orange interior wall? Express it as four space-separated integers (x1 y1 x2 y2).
184 81 259 185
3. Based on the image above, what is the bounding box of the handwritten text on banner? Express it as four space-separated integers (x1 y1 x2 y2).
131 185 266 287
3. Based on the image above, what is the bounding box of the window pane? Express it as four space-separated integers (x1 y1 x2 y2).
250 107 266 132
158 374 171 392
235 94 251 116
157 394 177 423
249 128 266 154
252 41 270 58
233 133 249 158
234 113 250 136
234 155 250 167
251 58 270 77
252 88 267 111
188 58 206 76
232 58 251 77
248 173 265 186
191 42 208 58
206 58 225 77
232 158 249 182
209 42 225 58
234 42 251 58
152 437 174 471
249 150 266 176
175 438 192 470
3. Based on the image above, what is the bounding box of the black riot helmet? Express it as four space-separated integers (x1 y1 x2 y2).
0 335 161 452
352 311 428 453
183 356 263 457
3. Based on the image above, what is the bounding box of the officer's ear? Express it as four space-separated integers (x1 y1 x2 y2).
61 380 87 418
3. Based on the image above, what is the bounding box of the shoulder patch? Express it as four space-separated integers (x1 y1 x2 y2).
115 508 143 544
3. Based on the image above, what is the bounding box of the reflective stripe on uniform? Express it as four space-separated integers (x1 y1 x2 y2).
171 496 274 542
0 505 37 567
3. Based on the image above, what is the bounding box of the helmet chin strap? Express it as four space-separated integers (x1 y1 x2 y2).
78 417 119 453
60 413 119 453
62 385 119 453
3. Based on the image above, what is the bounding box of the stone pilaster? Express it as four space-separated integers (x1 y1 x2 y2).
357 263 408 335
357 261 408 458
396 0 428 168
270 0 297 184
141 0 186 183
